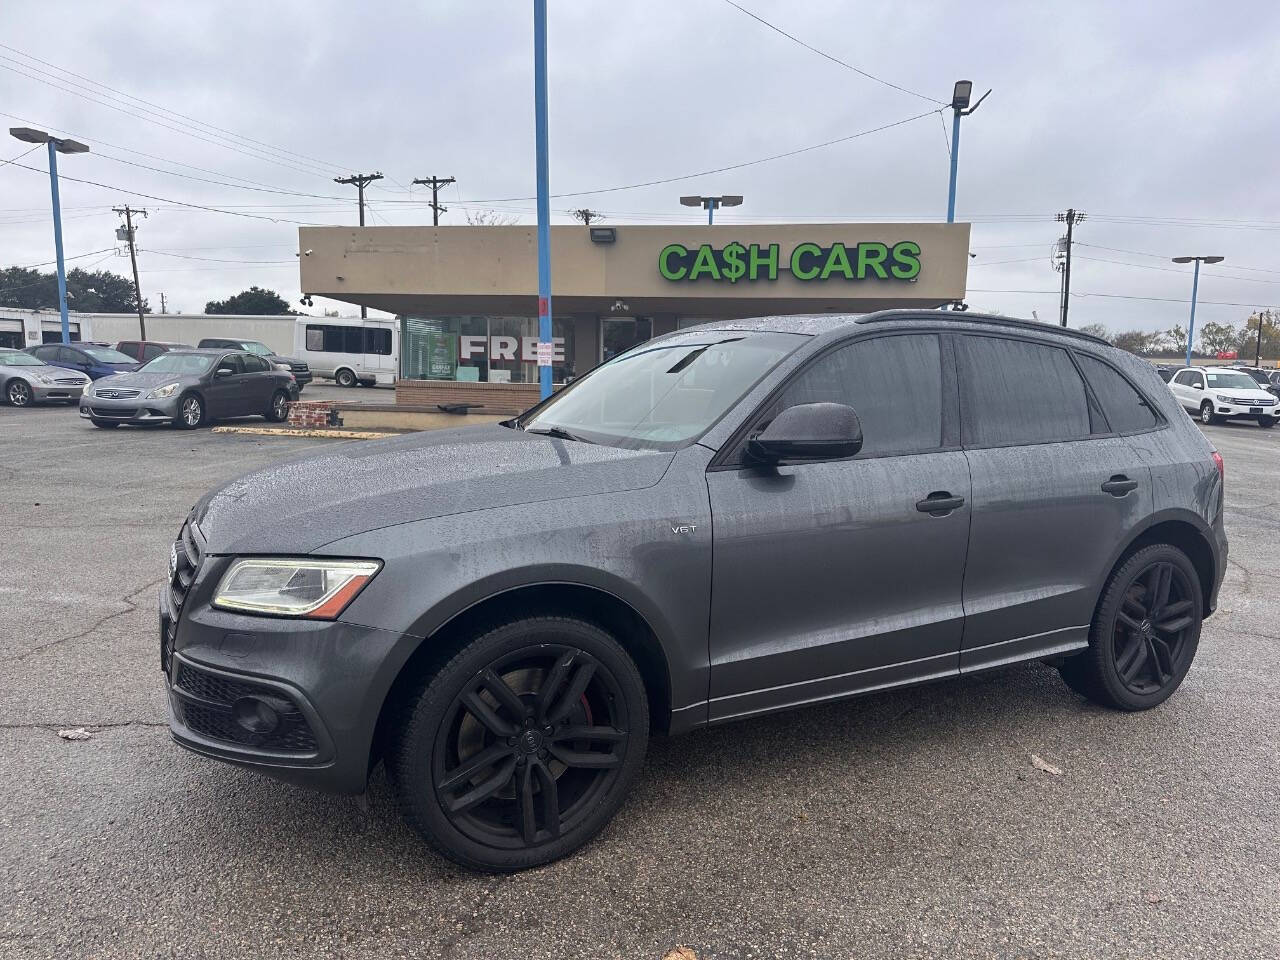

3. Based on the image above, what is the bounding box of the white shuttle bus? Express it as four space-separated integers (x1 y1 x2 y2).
294 316 398 387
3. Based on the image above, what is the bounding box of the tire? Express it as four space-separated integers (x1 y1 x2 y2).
1060 543 1202 711
335 369 357 388
1199 401 1219 425
388 616 649 872
1258 416 1276 429
5 378 32 407
266 389 290 423
293 384 304 394
90 419 119 429
175 392 204 429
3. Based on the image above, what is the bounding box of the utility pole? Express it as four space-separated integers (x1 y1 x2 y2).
159 291 167 314
114 205 148 338
412 175 456 226
571 209 603 226
333 172 383 318
1055 208 1085 327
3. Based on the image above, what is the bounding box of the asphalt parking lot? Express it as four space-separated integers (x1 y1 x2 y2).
1 402 1277 960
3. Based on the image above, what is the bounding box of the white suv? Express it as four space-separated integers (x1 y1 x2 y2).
1168 365 1278 427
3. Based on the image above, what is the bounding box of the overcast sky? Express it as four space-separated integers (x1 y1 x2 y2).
2 0 1278 332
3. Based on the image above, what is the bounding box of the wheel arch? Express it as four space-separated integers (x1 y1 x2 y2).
334 365 358 384
1100 511 1218 617
368 580 675 776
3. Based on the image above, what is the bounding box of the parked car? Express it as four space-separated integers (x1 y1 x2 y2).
1167 366 1279 427
114 340 191 364
1229 365 1280 400
26 342 139 379
162 310 1226 871
293 316 397 387
1154 364 1176 382
196 337 312 390
81 348 296 429
0 348 91 406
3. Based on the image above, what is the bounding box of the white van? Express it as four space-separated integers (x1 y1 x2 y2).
294 317 398 387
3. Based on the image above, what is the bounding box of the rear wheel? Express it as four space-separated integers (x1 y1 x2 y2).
175 393 203 429
388 616 649 872
1199 401 1219 425
6 379 32 407
1060 543 1202 710
266 389 290 423
335 369 357 388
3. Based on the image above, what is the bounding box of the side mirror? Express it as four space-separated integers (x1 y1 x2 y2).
215 367 234 378
747 402 863 465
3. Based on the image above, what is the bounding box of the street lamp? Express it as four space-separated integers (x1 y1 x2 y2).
10 127 90 345
945 80 990 223
680 195 743 225
1172 255 1225 366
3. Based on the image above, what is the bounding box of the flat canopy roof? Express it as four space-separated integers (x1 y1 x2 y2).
299 222 971 318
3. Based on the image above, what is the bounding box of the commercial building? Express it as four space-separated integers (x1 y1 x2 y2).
298 222 972 408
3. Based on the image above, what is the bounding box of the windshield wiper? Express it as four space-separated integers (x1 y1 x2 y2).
526 425 593 443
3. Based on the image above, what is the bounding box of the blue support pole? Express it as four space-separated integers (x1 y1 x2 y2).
533 0 553 401
707 199 715 225
945 108 962 223
47 140 71 344
1186 258 1201 367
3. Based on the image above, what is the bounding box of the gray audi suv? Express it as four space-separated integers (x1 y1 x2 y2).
160 311 1227 871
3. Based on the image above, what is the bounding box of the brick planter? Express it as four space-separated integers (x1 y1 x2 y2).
287 400 337 429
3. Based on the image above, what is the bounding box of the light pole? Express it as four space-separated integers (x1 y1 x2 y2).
680 195 743 225
533 0 553 401
1172 255 1224 366
945 80 990 223
10 127 90 344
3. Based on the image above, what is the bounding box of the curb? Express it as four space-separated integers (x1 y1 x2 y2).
211 426 397 440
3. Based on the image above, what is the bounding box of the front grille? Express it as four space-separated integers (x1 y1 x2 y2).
291 363 309 373
163 519 203 673
96 388 141 399
173 662 318 753
91 406 139 417
54 377 86 385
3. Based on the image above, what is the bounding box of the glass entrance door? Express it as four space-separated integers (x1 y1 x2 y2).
601 317 652 363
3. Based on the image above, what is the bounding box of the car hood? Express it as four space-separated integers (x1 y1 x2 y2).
93 370 196 389
192 425 674 554
1212 386 1276 401
0 362 66 378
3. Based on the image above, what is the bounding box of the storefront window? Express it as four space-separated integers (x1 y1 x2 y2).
601 317 652 363
400 316 575 384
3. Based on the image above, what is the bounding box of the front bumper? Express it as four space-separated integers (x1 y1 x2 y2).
160 557 417 794
79 392 181 423
31 380 87 402
291 370 312 386
1211 399 1279 419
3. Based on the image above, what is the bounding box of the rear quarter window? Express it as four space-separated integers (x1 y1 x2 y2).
1077 354 1160 433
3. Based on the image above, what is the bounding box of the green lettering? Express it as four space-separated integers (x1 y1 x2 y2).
890 241 921 279
659 243 689 281
820 243 855 281
790 242 823 281
749 243 779 281
855 242 889 280
721 242 747 283
688 243 721 281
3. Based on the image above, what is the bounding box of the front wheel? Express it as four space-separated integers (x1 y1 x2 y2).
1258 416 1276 429
1060 543 1202 710
266 389 290 423
6 379 32 407
388 616 649 872
1199 401 1219 425
175 393 203 429
335 369 357 388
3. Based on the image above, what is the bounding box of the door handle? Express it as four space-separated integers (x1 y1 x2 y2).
1101 475 1139 496
916 492 965 514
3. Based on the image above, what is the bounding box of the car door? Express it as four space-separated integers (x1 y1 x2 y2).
205 353 247 418
955 334 1153 670
240 354 275 411
58 346 93 377
705 332 971 722
1172 369 1204 412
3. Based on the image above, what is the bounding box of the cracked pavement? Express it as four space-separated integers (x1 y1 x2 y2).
1 402 1277 959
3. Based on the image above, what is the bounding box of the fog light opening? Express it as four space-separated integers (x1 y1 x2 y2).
232 696 283 734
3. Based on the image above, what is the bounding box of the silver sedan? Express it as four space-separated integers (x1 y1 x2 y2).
0 348 91 406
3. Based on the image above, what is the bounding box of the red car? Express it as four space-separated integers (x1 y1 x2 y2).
114 340 191 364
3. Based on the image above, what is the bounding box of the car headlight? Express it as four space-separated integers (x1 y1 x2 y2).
274 362 291 371
1216 395 1231 403
212 558 381 619
35 372 55 383
81 379 94 395
146 382 181 399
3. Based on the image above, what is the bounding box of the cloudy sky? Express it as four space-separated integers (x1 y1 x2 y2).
2 0 1278 333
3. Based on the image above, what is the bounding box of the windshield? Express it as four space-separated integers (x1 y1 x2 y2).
140 353 215 375
0 350 43 366
239 341 273 357
83 346 137 364
521 332 805 450
1205 371 1263 391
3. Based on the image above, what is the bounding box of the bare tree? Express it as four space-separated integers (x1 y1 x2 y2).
464 209 519 226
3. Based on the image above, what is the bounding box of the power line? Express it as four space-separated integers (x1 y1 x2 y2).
719 0 944 105
143 250 297 264
11 247 118 270
0 144 41 169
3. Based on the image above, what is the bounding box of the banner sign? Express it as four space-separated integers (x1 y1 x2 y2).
459 335 566 363
658 241 922 283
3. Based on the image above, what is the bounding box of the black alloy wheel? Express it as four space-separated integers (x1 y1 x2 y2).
1061 543 1202 710
176 393 203 429
6 379 31 407
267 389 290 422
389 616 648 871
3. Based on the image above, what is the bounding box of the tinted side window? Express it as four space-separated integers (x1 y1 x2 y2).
1171 371 1190 386
217 355 244 374
142 344 165 361
366 328 392 355
957 336 1089 447
57 347 83 365
243 355 270 372
118 342 139 359
771 334 942 458
1078 355 1159 433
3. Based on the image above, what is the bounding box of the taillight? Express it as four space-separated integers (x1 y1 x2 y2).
1211 450 1224 480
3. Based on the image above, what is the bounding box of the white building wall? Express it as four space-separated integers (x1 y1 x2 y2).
1 310 299 355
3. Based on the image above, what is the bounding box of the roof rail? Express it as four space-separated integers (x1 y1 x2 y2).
854 310 1112 347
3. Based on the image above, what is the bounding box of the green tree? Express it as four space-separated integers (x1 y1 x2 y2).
0 265 147 313
1111 330 1159 355
1077 322 1111 342
1197 320 1241 356
1237 310 1280 362
1166 324 1188 356
204 286 294 315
